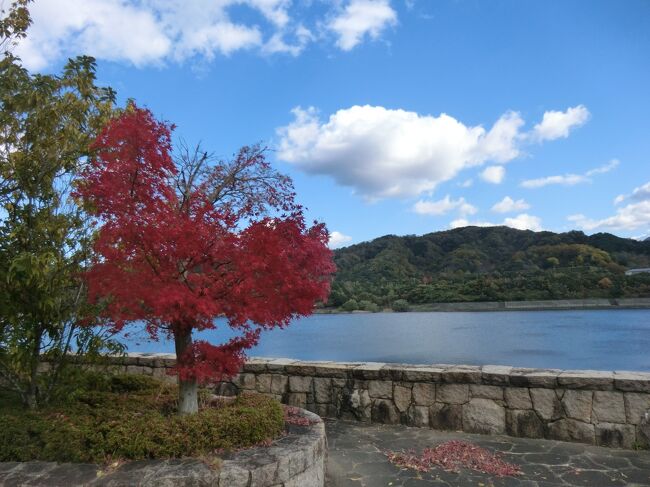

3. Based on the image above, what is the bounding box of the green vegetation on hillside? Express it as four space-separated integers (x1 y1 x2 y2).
325 226 650 309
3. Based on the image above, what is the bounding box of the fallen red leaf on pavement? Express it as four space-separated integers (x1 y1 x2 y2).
385 440 522 477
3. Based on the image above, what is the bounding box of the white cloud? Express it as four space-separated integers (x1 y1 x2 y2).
521 159 619 189
459 179 473 188
176 21 262 59
262 24 312 55
13 0 394 70
277 105 528 199
328 0 398 51
570 180 650 232
531 105 590 142
451 213 542 232
474 111 524 163
569 202 650 232
244 0 291 27
585 158 619 176
277 104 591 200
329 231 352 249
503 213 542 231
630 181 650 202
480 165 505 184
521 173 588 189
15 0 171 70
413 195 477 216
449 218 493 229
491 196 530 213
611 181 650 206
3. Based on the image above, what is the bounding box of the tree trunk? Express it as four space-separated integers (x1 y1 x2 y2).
174 328 198 415
25 328 44 410
26 388 38 410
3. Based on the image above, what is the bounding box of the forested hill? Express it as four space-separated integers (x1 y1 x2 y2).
327 226 650 310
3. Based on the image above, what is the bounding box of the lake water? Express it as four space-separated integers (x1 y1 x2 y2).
120 309 650 371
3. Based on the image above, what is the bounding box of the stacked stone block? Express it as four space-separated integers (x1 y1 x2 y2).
230 359 650 449
110 354 650 449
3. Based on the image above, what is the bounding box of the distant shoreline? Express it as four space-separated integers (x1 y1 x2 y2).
316 297 650 314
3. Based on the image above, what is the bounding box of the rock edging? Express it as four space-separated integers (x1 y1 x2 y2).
0 408 325 487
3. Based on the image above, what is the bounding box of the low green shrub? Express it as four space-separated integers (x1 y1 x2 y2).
358 300 379 312
341 299 359 311
391 299 409 312
0 374 284 463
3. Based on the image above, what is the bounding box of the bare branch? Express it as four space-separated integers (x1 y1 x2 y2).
173 142 298 219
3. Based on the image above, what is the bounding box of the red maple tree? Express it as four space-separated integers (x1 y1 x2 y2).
75 106 335 414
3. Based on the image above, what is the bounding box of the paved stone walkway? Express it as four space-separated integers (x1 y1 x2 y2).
325 420 650 486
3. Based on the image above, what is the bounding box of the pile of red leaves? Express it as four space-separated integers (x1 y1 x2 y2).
385 440 522 477
284 406 318 426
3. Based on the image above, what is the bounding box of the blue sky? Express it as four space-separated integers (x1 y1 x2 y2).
17 0 650 246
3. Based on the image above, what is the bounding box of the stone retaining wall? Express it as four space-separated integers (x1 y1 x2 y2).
0 407 325 487
412 297 650 312
110 354 650 449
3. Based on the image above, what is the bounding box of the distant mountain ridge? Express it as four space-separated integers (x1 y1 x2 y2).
327 226 650 308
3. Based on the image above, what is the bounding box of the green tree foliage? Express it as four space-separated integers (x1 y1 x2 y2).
598 277 613 289
358 300 379 312
326 226 650 309
0 4 121 408
391 299 409 312
545 257 560 268
341 299 359 312
0 0 31 55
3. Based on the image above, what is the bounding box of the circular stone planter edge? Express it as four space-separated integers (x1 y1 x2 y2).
0 408 326 487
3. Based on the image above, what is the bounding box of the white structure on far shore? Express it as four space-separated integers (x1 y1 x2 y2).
625 268 650 276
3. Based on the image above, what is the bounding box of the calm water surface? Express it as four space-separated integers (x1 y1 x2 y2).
121 309 650 371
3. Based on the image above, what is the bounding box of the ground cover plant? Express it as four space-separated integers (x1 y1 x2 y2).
385 440 522 477
0 372 284 463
